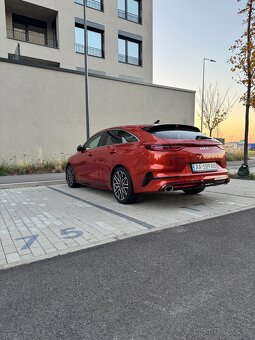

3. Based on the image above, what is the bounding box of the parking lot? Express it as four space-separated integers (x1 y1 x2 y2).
0 179 255 270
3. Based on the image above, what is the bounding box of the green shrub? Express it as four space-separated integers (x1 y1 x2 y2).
226 150 255 162
0 159 67 176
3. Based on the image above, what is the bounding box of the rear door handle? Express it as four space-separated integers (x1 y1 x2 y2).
109 150 117 155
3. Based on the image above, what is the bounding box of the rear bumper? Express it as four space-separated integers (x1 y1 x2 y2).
137 171 230 193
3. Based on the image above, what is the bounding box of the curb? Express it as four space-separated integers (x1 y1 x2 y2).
0 179 65 190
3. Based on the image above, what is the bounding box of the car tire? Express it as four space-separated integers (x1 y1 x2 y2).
183 188 205 195
112 167 136 204
66 164 79 188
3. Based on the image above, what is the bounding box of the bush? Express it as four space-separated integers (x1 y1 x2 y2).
0 159 67 176
226 150 255 161
226 151 243 161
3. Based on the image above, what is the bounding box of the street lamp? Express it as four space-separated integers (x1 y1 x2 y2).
83 0 90 139
201 58 216 132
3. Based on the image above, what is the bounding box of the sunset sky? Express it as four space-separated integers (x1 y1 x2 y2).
153 0 255 142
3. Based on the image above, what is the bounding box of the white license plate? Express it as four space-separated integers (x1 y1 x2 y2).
191 162 218 173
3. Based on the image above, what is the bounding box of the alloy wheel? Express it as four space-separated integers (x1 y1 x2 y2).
66 165 76 188
113 169 129 201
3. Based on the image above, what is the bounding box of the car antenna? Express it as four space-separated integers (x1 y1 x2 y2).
153 120 160 124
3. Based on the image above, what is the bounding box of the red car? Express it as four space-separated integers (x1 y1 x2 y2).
66 124 229 204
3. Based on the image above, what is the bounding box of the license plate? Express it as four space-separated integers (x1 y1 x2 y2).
191 162 218 173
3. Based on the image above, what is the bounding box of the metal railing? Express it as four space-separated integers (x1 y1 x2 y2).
75 0 103 11
75 43 103 58
118 53 126 63
7 28 58 48
118 53 140 66
118 9 141 23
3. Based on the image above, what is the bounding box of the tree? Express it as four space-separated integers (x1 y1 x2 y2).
229 0 255 175
197 84 236 137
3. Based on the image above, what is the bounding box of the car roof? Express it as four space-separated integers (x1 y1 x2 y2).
99 124 200 133
102 125 147 130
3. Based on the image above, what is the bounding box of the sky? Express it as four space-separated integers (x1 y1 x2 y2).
153 0 255 142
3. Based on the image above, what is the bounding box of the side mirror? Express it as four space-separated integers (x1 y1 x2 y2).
77 145 84 152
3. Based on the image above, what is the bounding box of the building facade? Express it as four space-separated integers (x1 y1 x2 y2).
0 0 195 162
0 0 153 82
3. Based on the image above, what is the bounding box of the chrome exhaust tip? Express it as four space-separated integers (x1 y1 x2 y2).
164 185 174 192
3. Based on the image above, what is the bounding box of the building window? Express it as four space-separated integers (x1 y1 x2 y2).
118 0 141 24
75 24 104 58
7 14 58 48
118 36 141 66
74 0 103 12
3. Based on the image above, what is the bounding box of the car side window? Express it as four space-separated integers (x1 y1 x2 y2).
117 130 139 143
104 130 122 146
84 133 103 149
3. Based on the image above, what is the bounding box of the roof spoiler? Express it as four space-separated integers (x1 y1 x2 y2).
143 124 201 133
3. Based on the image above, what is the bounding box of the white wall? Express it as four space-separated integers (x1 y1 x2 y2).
0 60 195 162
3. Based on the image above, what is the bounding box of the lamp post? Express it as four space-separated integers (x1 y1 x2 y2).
83 0 90 139
201 58 216 132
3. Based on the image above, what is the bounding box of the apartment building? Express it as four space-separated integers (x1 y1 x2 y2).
0 0 195 161
0 0 152 82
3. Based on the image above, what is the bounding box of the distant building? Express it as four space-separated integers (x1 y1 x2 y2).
249 143 255 151
225 141 255 151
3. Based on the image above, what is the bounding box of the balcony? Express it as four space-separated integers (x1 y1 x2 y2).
5 0 58 49
118 9 141 24
7 28 58 48
75 43 103 58
118 53 140 66
75 0 103 11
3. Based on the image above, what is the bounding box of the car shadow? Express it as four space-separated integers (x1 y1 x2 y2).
76 185 209 207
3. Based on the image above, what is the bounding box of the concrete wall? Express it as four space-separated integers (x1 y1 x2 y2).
0 60 195 162
0 0 153 82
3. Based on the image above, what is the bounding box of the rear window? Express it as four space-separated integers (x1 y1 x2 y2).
151 130 211 140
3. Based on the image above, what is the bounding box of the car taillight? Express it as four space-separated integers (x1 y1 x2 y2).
217 144 225 150
144 144 185 151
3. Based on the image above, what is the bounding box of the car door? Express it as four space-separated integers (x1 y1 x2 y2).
102 130 123 183
74 132 104 184
102 129 140 186
84 130 123 187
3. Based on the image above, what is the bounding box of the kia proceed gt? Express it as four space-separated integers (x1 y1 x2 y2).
66 124 230 204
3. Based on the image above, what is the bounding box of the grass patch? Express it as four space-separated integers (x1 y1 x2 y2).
0 159 66 176
226 150 255 161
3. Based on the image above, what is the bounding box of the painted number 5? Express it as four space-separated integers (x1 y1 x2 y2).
60 227 83 239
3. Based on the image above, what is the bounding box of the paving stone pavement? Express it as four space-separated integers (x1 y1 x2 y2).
0 179 255 270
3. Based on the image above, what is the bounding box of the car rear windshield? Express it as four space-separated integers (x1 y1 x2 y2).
150 130 211 140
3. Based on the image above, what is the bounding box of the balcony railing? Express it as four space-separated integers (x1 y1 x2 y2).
7 28 58 48
75 43 103 58
118 9 141 24
75 0 103 11
118 53 140 66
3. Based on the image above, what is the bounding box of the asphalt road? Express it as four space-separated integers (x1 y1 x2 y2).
0 173 65 188
1 209 255 340
0 173 65 183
